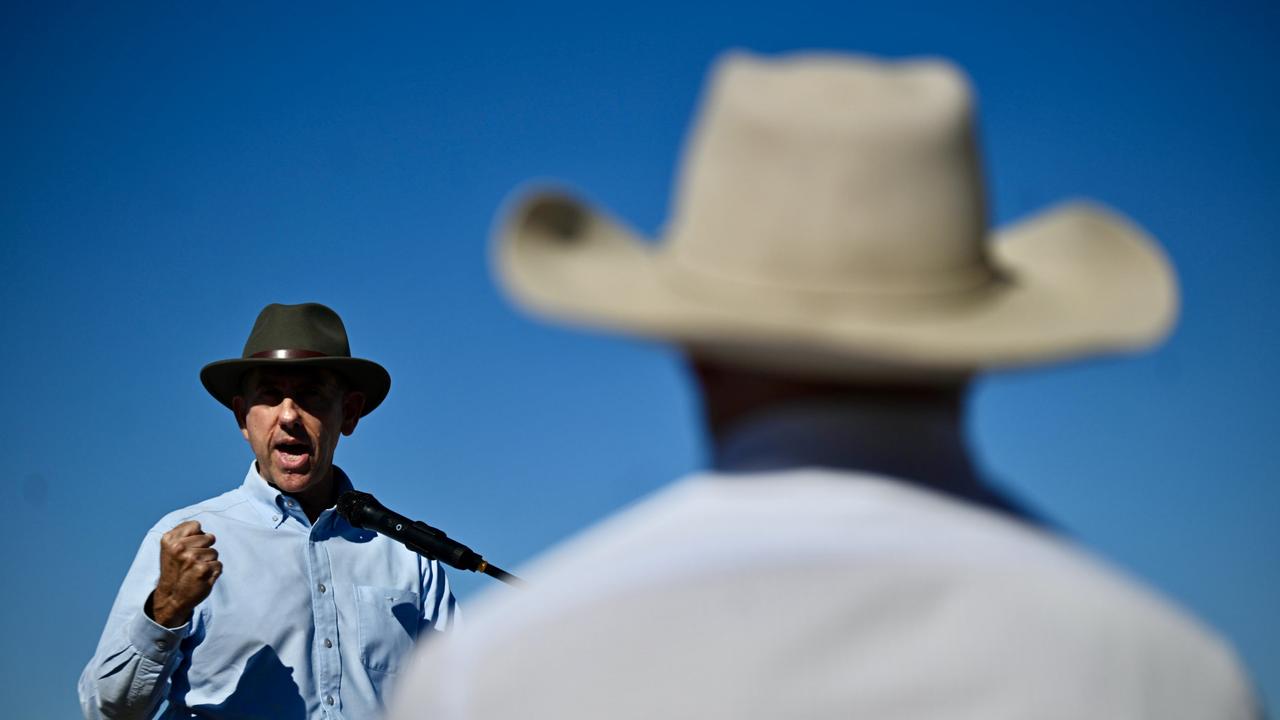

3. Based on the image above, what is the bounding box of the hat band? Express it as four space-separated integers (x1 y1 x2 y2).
655 252 1007 319
249 349 331 359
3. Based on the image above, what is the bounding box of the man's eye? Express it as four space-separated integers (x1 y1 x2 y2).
306 392 335 407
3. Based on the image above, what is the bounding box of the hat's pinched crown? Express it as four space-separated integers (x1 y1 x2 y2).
666 53 995 298
242 303 353 359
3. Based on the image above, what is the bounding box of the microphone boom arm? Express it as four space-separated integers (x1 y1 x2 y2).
337 491 523 586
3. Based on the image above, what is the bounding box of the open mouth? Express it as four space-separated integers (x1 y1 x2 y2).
274 440 313 470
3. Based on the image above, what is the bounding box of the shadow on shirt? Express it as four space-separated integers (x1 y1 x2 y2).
189 644 306 719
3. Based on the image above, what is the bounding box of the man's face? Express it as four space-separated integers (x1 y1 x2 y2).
232 368 364 498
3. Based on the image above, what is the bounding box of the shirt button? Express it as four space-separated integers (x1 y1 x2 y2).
271 515 280 522
325 695 335 705
286 500 296 507
155 640 168 650
324 638 333 648
318 583 326 593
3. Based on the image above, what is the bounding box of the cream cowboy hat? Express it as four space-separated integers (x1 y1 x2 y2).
494 52 1178 379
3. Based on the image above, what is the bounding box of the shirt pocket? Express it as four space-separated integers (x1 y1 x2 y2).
355 585 420 673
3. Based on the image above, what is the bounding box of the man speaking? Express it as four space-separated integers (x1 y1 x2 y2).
80 303 457 719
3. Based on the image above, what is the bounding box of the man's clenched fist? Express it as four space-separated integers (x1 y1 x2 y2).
146 520 221 628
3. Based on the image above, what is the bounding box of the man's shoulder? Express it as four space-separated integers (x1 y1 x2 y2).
145 485 253 535
494 468 1249 673
404 470 1259 719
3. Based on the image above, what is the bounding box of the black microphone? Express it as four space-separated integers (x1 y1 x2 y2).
336 491 522 586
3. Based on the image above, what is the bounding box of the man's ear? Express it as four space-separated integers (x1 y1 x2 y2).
232 396 250 441
342 392 365 436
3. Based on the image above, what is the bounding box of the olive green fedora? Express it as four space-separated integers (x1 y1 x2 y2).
200 303 391 416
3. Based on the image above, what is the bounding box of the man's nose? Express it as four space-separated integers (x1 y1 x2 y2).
278 396 301 425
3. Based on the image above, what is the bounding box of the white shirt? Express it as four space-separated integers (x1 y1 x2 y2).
390 405 1258 719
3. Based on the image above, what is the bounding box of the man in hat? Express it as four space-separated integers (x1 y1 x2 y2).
80 303 457 719
388 54 1257 718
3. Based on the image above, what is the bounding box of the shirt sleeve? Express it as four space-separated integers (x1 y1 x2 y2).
420 557 460 635
79 529 191 720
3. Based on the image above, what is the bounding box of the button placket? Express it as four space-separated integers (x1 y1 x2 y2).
307 526 341 711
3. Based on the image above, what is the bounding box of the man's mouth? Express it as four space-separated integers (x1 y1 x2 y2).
274 440 313 471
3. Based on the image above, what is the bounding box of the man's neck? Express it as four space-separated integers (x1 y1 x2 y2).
293 484 334 524
710 394 984 496
690 358 1031 518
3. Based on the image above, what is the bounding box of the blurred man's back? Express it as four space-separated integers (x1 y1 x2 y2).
399 465 1251 718
389 52 1259 719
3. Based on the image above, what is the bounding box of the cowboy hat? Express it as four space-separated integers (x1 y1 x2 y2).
493 52 1178 379
200 303 391 415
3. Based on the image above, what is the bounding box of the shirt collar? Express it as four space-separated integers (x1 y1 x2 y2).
239 462 354 529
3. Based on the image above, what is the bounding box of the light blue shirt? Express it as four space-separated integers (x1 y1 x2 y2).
79 463 458 719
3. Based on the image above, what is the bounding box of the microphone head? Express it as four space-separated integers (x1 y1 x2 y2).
336 490 380 528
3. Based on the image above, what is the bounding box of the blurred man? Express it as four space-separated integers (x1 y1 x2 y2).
80 303 457 719
390 53 1257 718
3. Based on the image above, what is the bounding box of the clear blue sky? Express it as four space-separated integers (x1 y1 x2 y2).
3 1 1277 715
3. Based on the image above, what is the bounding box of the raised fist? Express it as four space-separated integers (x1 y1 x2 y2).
147 520 222 628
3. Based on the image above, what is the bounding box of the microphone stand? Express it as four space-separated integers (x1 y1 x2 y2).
474 560 522 586
337 491 524 587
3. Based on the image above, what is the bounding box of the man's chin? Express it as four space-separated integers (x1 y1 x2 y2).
266 466 320 494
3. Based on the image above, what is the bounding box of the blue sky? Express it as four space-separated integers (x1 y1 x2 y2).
2 1 1277 715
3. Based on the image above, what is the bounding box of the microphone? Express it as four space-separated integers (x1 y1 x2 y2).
336 491 522 586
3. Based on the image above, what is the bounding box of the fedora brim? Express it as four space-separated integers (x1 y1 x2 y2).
493 188 1178 379
200 357 391 416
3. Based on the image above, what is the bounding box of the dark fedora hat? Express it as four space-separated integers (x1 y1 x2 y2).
200 303 391 416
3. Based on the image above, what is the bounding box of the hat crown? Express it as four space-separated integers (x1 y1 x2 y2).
666 54 995 295
242 303 353 358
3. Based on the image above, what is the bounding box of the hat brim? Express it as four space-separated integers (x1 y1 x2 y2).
493 189 1178 379
200 357 391 416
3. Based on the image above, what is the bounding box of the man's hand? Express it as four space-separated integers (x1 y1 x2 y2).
146 520 221 628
